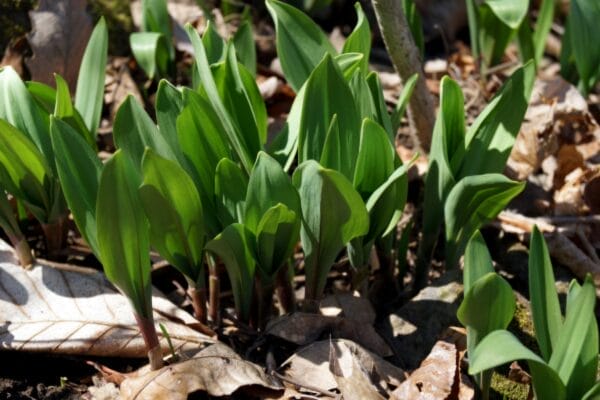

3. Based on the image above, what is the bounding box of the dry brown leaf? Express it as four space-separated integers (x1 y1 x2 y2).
120 343 282 400
266 312 392 356
104 57 143 121
0 240 214 357
26 0 93 90
280 339 405 395
584 172 600 213
320 292 375 325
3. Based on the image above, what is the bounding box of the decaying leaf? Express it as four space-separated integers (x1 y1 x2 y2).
120 343 282 400
280 339 405 395
0 240 214 357
26 0 93 90
266 312 391 356
320 292 376 325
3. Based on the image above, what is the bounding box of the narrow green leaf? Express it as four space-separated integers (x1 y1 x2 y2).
244 151 300 233
54 74 94 148
75 17 108 137
130 32 171 79
97 150 152 318
293 160 369 301
483 0 529 29
366 72 394 138
205 223 256 321
202 21 225 64
266 0 336 91
533 0 555 65
50 117 102 255
214 158 248 227
391 73 418 134
139 149 205 284
141 0 174 59
444 174 525 268
0 189 23 240
463 230 494 293
233 19 257 76
335 52 364 81
348 70 378 123
529 226 563 362
156 80 184 158
26 81 56 113
0 67 53 167
342 2 371 73
582 382 600 400
478 5 516 67
402 0 424 56
568 0 600 94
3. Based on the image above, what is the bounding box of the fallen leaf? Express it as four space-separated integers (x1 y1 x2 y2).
584 172 600 213
320 292 375 325
266 312 392 356
0 240 214 358
26 0 93 90
120 343 282 400
104 57 143 121
280 339 405 395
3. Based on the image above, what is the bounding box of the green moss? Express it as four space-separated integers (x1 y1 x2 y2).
490 371 530 400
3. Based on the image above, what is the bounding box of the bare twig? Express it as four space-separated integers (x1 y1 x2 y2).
371 0 435 152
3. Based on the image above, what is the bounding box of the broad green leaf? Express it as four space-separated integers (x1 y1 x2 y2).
568 0 600 94
233 19 257 76
130 32 171 79
75 17 108 137
484 0 529 29
342 2 371 73
141 0 174 59
549 275 596 388
50 117 102 255
444 174 525 268
0 67 53 167
391 73 418 133
245 152 300 233
366 72 393 138
255 203 300 279
293 160 368 301
529 226 563 362
156 80 184 159
565 280 599 399
348 70 378 123
533 0 555 65
185 24 255 173
463 230 494 293
213 43 265 156
470 330 566 400
97 150 152 318
298 54 360 180
26 81 56 113
319 115 343 173
139 149 205 284
0 119 52 223
266 0 336 92
113 95 176 172
202 21 225 64
54 74 94 148
453 61 535 178
214 158 248 227
335 52 364 81
478 5 516 67
582 382 600 400
516 19 536 66
205 223 256 321
402 0 424 56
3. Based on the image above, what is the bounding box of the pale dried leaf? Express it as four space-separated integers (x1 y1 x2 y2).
120 343 282 400
0 240 214 357
27 0 93 90
281 339 404 394
320 292 376 325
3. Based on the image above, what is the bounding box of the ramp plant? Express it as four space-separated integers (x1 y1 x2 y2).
0 191 33 268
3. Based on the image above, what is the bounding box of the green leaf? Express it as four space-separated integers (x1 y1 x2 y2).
96 150 152 318
453 61 535 178
366 72 394 138
244 152 300 233
50 117 102 255
444 174 525 268
233 19 257 76
130 32 171 79
582 382 600 400
528 226 563 362
533 0 555 65
298 54 360 180
348 70 378 123
549 275 596 388
255 203 300 279
334 52 364 81
463 230 494 294
139 148 205 284
75 17 108 137
205 223 256 321
402 0 424 56
293 160 369 301
483 0 529 29
567 0 600 94
470 330 566 400
0 189 23 240
141 0 174 59
0 119 52 223
185 24 255 174
0 67 53 167
202 21 225 64
54 74 94 148
342 2 371 73
478 5 516 67
266 0 336 92
26 81 56 113
391 73 418 133
113 95 176 172
214 158 248 227
155 80 185 161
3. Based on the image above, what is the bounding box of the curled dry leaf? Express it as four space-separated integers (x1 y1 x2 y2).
280 339 404 395
0 240 214 357
120 343 283 400
266 312 392 356
26 0 93 90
